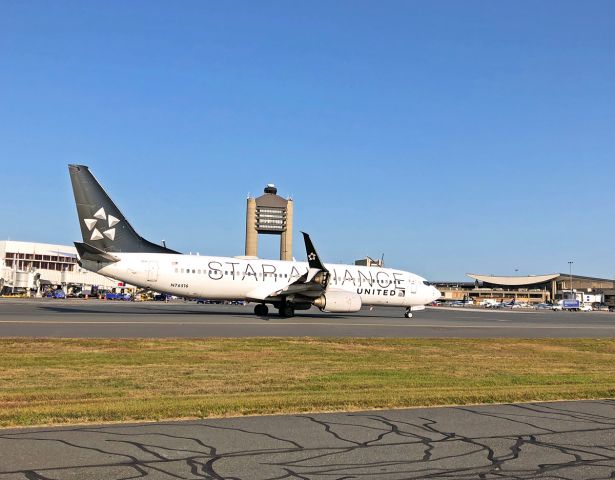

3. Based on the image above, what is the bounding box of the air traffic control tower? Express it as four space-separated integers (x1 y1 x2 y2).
245 185 294 261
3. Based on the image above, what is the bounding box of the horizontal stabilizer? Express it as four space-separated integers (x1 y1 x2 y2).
74 242 120 263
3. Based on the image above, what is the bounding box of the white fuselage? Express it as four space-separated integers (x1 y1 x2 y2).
89 253 440 308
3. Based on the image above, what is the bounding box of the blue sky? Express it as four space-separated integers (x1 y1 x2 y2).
1 1 614 280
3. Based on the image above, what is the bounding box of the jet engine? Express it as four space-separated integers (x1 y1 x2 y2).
313 290 362 313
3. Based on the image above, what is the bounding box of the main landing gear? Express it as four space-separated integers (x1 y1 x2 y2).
404 308 413 318
278 305 295 318
254 303 296 318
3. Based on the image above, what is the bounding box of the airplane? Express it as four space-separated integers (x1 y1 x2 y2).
68 164 441 318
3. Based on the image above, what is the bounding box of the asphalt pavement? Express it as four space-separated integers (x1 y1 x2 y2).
1 400 614 479
1 298 615 337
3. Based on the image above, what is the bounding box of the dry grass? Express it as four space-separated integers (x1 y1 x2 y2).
0 338 614 427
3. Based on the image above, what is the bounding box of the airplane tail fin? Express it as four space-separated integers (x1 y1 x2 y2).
68 164 179 254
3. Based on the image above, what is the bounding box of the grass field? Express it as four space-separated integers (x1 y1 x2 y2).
0 337 614 427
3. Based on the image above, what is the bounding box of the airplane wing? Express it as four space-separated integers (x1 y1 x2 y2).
245 232 330 302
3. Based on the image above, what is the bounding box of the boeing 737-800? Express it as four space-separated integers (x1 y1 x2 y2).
69 165 440 317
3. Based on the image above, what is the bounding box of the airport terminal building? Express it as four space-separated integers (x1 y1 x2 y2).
436 273 615 304
0 240 133 295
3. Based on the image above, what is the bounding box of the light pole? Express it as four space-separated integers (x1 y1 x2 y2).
514 269 519 303
568 261 574 300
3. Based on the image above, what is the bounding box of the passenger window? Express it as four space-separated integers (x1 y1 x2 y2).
198 270 201 274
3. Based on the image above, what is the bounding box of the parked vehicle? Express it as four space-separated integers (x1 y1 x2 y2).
591 303 610 311
554 299 580 311
105 292 132 301
601 290 615 312
563 299 580 311
45 289 65 299
579 304 593 312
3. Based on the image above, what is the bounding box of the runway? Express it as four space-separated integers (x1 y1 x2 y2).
1 298 615 337
1 400 614 479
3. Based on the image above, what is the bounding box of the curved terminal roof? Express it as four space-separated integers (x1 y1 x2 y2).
467 273 559 286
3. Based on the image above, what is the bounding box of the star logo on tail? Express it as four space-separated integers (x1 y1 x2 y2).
308 253 317 261
83 207 120 242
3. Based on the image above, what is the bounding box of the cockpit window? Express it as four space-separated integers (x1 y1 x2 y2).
423 281 432 286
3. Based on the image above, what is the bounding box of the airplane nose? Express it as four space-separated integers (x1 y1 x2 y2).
432 286 441 301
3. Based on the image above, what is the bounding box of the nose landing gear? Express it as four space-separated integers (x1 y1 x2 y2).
404 308 413 318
